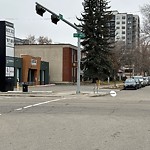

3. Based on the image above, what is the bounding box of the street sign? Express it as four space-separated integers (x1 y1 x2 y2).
73 33 85 38
110 90 117 97
59 14 63 20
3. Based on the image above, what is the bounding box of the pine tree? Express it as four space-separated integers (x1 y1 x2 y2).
78 0 113 81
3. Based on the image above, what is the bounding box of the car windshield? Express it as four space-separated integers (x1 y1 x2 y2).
133 76 142 80
125 79 135 83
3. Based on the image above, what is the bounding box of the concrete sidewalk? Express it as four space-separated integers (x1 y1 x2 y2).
0 90 111 97
0 83 123 97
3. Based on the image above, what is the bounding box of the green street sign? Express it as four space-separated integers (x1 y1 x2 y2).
73 33 85 38
59 14 63 20
73 33 78 37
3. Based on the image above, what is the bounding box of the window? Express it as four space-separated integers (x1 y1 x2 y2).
122 21 125 24
110 22 115 26
122 36 125 39
116 26 120 29
128 21 132 24
122 26 125 29
116 32 120 35
116 16 120 20
122 16 126 19
116 21 120 24
122 31 125 34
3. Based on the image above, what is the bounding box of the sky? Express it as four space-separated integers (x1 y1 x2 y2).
0 0 149 46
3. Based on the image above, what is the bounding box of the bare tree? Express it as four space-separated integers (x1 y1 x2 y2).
110 41 126 85
140 39 150 75
133 37 150 76
140 2 150 75
140 3 150 35
133 46 142 75
37 36 52 44
26 35 36 44
26 35 52 44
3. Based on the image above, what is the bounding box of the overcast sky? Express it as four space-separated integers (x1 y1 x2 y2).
0 0 149 45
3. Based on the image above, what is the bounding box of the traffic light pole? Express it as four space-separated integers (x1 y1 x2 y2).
35 2 81 94
77 31 81 94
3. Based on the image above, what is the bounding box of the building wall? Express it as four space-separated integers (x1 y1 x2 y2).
62 47 77 82
40 61 49 85
133 15 140 48
126 14 133 49
63 47 72 82
115 13 127 42
15 44 63 82
14 56 49 86
112 11 140 50
14 57 23 84
21 55 41 84
15 44 78 83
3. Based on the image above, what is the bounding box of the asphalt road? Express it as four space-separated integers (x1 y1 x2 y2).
0 85 150 150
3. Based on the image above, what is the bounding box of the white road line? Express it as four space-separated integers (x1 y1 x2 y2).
15 97 67 111
15 108 22 111
23 105 33 109
32 98 66 107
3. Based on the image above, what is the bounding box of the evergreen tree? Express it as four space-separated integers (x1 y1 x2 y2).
78 0 113 81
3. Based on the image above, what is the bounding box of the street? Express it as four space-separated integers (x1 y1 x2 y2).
0 85 150 150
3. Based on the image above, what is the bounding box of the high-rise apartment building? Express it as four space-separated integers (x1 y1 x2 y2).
110 11 140 49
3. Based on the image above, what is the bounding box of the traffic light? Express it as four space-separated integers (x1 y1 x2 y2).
51 14 60 24
36 5 46 16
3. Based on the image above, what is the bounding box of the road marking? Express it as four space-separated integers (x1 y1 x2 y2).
15 97 67 111
23 105 33 109
15 108 22 111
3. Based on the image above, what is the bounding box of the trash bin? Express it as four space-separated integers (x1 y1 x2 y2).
22 82 28 92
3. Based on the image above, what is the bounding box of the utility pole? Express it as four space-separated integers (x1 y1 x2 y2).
35 2 84 94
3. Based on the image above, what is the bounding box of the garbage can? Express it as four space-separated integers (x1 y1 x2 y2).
22 82 28 92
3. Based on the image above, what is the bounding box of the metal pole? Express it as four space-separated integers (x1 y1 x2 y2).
76 32 81 94
35 2 80 31
35 2 81 94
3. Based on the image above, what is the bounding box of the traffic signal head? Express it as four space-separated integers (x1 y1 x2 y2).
51 14 60 24
36 5 46 16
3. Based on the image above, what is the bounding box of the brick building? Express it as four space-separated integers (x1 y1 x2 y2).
14 55 49 86
15 44 78 83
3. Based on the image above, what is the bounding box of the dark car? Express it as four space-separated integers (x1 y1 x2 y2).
124 78 138 90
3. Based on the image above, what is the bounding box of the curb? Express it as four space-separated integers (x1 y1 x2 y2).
0 91 110 97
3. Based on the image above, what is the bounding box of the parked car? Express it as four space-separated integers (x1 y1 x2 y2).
134 78 141 89
132 76 145 87
148 76 150 85
124 78 138 90
143 77 150 86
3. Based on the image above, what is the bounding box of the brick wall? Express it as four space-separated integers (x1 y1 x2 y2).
63 47 72 82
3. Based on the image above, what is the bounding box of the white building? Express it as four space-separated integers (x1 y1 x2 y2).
111 11 140 49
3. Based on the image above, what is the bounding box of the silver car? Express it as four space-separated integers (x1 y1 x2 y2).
132 76 145 87
143 77 150 86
